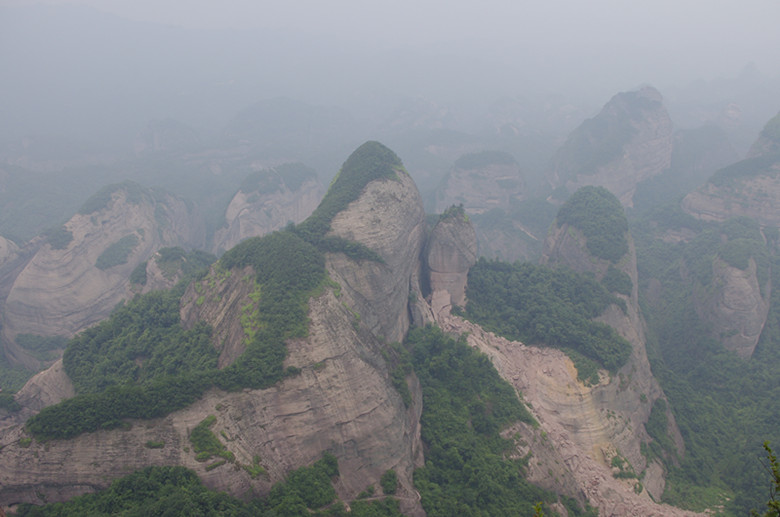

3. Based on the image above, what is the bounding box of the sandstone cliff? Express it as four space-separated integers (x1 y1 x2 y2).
0 289 424 515
692 256 770 358
326 169 427 344
424 205 477 320
681 155 780 228
211 164 323 254
548 86 674 207
0 144 428 516
537 195 684 502
2 183 205 342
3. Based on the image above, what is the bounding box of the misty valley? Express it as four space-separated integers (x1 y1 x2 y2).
2 4 780 517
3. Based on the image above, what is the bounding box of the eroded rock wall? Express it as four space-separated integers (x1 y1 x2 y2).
327 171 426 344
2 187 204 340
0 288 425 516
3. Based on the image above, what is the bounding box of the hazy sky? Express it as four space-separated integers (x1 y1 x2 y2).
12 0 780 76
2 0 780 144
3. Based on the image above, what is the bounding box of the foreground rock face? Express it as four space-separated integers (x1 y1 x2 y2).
436 314 701 517
693 257 770 358
548 86 674 207
540 206 684 501
2 184 204 341
211 166 323 254
0 289 424 516
327 170 427 344
425 207 477 316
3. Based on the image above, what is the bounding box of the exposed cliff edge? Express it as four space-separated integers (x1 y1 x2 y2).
548 86 673 207
692 256 770 358
2 183 205 343
0 289 424 515
211 163 323 254
435 315 701 517
0 142 428 516
424 205 477 321
321 143 427 344
537 187 684 501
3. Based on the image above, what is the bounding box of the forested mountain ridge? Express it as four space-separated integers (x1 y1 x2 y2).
0 142 703 517
548 86 674 207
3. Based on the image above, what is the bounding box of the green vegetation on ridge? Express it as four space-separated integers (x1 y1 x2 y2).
15 455 404 517
462 259 632 380
406 326 596 517
293 141 403 262
27 230 324 440
557 186 629 263
633 210 780 515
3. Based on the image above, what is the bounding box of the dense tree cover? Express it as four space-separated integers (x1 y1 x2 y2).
556 186 629 262
601 265 633 296
633 210 780 515
454 150 517 170
95 234 139 270
43 225 73 249
462 258 631 377
28 230 324 440
62 287 216 394
405 326 596 517
154 247 216 281
15 455 403 517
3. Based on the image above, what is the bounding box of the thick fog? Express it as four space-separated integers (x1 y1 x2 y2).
3 0 780 141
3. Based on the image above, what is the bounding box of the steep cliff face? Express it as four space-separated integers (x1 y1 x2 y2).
681 155 780 227
424 206 477 319
2 183 204 340
435 315 700 516
536 189 683 501
326 170 426 344
211 164 323 254
0 289 424 515
549 86 674 207
0 143 428 515
693 257 770 358
434 151 525 214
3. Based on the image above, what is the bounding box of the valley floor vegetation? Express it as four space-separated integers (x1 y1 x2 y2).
633 207 780 515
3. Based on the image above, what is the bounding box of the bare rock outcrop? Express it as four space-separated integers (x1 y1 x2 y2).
436 314 701 516
425 206 477 317
2 183 204 340
548 86 674 207
211 164 323 254
693 257 770 358
327 170 426 344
